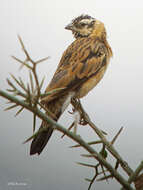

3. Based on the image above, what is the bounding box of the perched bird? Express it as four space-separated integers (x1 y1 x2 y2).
30 14 113 155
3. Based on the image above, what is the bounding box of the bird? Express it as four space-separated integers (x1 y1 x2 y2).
30 14 113 155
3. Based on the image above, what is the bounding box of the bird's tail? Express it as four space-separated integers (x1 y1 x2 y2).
30 93 74 155
30 124 54 155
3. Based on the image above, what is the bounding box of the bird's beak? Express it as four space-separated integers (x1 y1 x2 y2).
65 23 73 30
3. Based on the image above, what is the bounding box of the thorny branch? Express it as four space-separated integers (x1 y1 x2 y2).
0 36 143 190
71 99 133 175
7 35 61 132
0 90 135 190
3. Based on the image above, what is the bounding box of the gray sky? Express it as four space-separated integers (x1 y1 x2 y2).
0 0 143 190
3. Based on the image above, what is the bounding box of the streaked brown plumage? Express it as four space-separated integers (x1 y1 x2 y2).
30 14 113 155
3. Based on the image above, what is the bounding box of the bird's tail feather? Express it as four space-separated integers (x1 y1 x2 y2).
30 93 74 155
30 125 53 155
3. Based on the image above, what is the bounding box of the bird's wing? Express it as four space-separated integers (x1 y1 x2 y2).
41 37 110 103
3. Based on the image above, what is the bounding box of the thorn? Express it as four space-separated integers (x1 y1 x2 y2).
96 174 113 181
61 122 74 138
15 107 24 117
111 127 123 145
36 56 50 64
80 154 95 158
85 178 92 182
4 104 18 111
76 162 95 168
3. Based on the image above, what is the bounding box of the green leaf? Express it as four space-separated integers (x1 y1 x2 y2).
99 147 108 159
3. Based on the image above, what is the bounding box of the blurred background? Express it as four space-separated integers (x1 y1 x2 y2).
0 0 143 189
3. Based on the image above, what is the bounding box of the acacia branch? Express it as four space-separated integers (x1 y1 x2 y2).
0 90 135 190
121 161 143 190
71 98 134 177
129 161 143 184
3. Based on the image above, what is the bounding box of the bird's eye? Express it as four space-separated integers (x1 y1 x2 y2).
79 22 86 27
89 21 95 26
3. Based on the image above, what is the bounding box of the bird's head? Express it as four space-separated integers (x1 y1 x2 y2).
65 14 106 39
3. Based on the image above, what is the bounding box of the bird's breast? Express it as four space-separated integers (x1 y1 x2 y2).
75 63 108 99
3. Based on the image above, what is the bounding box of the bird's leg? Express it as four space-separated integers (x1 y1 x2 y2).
61 98 88 139
71 98 88 126
73 110 80 134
